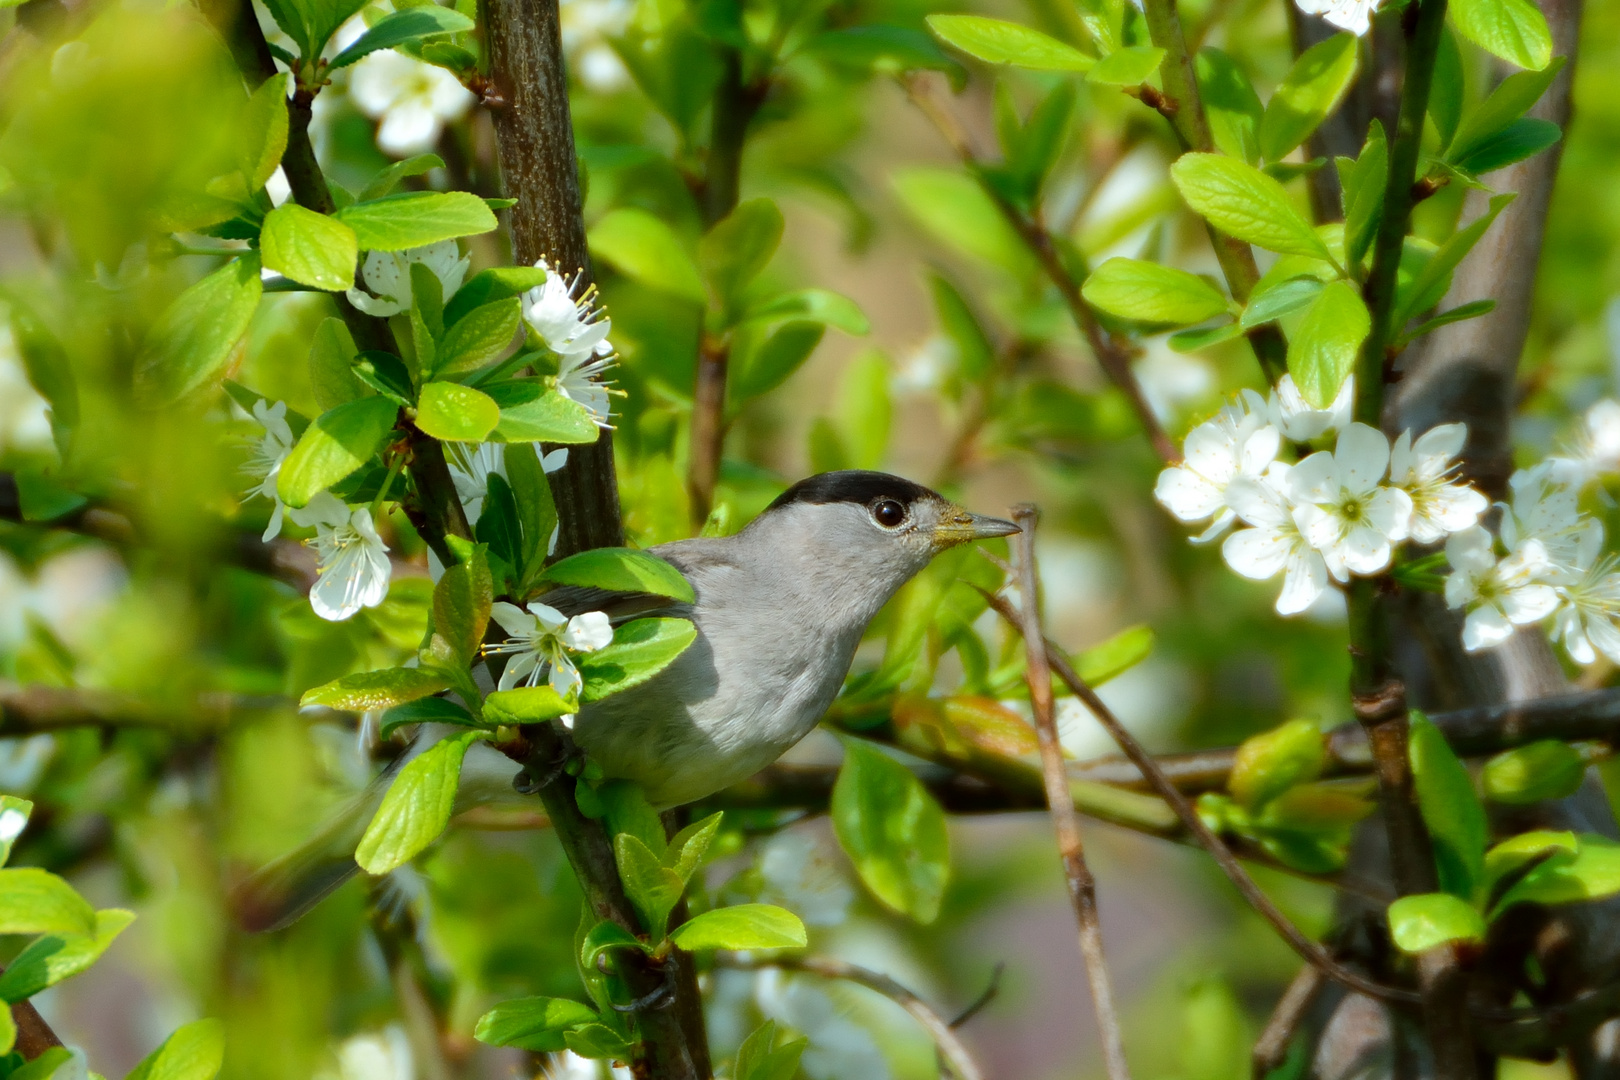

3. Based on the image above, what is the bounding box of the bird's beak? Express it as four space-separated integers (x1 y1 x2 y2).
933 506 1021 549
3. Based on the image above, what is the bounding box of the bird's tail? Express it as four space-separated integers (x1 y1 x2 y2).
231 779 384 933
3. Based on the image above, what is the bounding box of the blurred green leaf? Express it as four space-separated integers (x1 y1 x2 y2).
891 168 1033 276
1398 299 1497 345
9 308 77 460
929 274 994 383
357 730 481 874
416 381 501 442
589 208 705 303
1229 719 1326 810
832 737 950 922
1342 121 1388 271
1481 740 1585 804
1409 712 1487 900
701 199 784 310
134 255 263 405
838 351 891 470
336 191 498 251
379 696 476 735
1450 118 1561 176
276 396 400 507
309 317 366 410
1241 274 1325 329
360 153 447 202
300 667 450 710
731 322 825 402
1259 34 1358 164
1286 280 1368 409
1483 829 1578 901
927 15 1094 71
580 920 647 970
1392 193 1515 326
1493 835 1620 913
540 547 694 600
1388 892 1485 953
1081 258 1230 325
432 541 493 665
578 618 699 703
743 289 868 335
0 797 31 868
1449 0 1553 70
0 868 95 937
483 686 576 725
1430 29 1465 152
124 1018 225 1080
1170 154 1331 260
1074 624 1154 687
239 73 289 192
330 6 474 67
1197 48 1263 164
259 204 358 292
1449 58 1565 165
0 908 135 1003
668 903 807 950
734 1020 807 1080
474 997 599 1052
803 26 967 88
1087 45 1164 85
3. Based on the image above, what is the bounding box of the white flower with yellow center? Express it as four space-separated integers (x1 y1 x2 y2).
1388 423 1488 544
1551 554 1620 665
346 241 469 318
523 259 616 427
1444 525 1559 651
485 601 613 702
244 399 297 541
1294 0 1378 36
1500 461 1602 571
348 49 475 157
447 442 569 536
1222 463 1329 615
1289 423 1412 581
286 492 392 622
1154 393 1280 542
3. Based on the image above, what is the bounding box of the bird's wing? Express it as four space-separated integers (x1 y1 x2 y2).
527 584 687 623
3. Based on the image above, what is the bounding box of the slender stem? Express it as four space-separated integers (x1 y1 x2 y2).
1354 0 1450 426
1135 0 1288 382
718 955 986 1080
688 333 728 526
905 74 1180 465
1251 965 1324 1080
1012 506 1133 1080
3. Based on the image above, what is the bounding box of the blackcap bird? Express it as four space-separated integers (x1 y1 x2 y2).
239 470 1017 929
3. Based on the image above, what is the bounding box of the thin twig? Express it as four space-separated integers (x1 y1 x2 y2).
904 73 1180 466
1012 505 1133 1080
718 955 986 1080
1251 965 1324 1080
950 963 1005 1029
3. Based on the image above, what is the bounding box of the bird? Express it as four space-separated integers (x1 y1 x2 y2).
237 470 1018 930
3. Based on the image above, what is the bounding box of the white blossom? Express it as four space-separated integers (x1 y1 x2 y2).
1154 394 1280 542
1294 0 1378 36
244 399 296 542
447 442 569 530
1222 464 1329 615
541 1051 628 1080
315 1026 412 1080
1568 398 1620 480
560 0 634 92
346 241 469 318
1500 461 1602 571
754 969 890 1080
523 259 616 427
1290 423 1413 582
1270 374 1353 443
348 49 474 156
758 831 854 927
1551 555 1620 665
484 601 613 704
287 492 392 622
1444 525 1560 651
1388 423 1488 544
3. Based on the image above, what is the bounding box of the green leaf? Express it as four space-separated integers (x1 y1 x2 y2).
474 997 599 1052
0 1000 12 1055
1229 719 1326 810
432 541 492 664
240 73 290 192
891 168 1033 277
929 275 994 382
1081 258 1230 325
434 298 520 375
615 833 684 938
360 153 446 202
415 380 500 442
356 730 480 874
352 351 415 404
482 686 576 725
1392 193 1515 327
1087 45 1164 85
330 6 474 67
0 867 95 936
336 191 498 251
1450 117 1561 176
1483 830 1579 901
1482 741 1586 805
831 737 950 922
300 667 450 711
1170 154 1331 260
1449 0 1553 70
1409 712 1488 901
503 442 558 583
1493 835 1620 913
1197 48 1263 165
1241 275 1325 329
734 1020 809 1080
1286 280 1369 409
0 796 32 868
379 696 476 735
802 26 967 88
926 15 1094 71
0 908 135 1003
701 199 784 309
10 308 78 461
578 618 699 703
579 920 649 970
668 904 807 951
409 262 443 374
276 396 400 507
444 266 549 326
1398 299 1496 344
13 470 86 522
485 380 602 444
743 289 869 335
664 812 722 885
564 1024 634 1060
309 317 365 410
11 1048 70 1080
1259 34 1358 164
589 208 705 303
134 255 264 405
1430 29 1465 153
731 323 825 402
259 204 358 292
1342 121 1388 271
540 548 694 601
1074 624 1154 687
1388 893 1486 953
1449 58 1565 165
124 1018 225 1080
1169 320 1244 352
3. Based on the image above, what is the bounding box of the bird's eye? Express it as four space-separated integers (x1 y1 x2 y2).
871 499 907 528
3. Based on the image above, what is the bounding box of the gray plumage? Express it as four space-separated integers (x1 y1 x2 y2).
236 471 1015 930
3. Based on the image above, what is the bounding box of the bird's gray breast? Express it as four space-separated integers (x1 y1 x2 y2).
567 541 864 808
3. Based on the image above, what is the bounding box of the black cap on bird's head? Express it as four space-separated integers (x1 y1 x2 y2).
767 470 1019 551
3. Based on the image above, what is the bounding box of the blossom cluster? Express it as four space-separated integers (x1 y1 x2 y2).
1155 376 1488 615
241 249 616 627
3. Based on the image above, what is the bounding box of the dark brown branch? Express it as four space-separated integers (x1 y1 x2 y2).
1252 965 1324 1080
717 955 985 1080
1011 506 1132 1080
